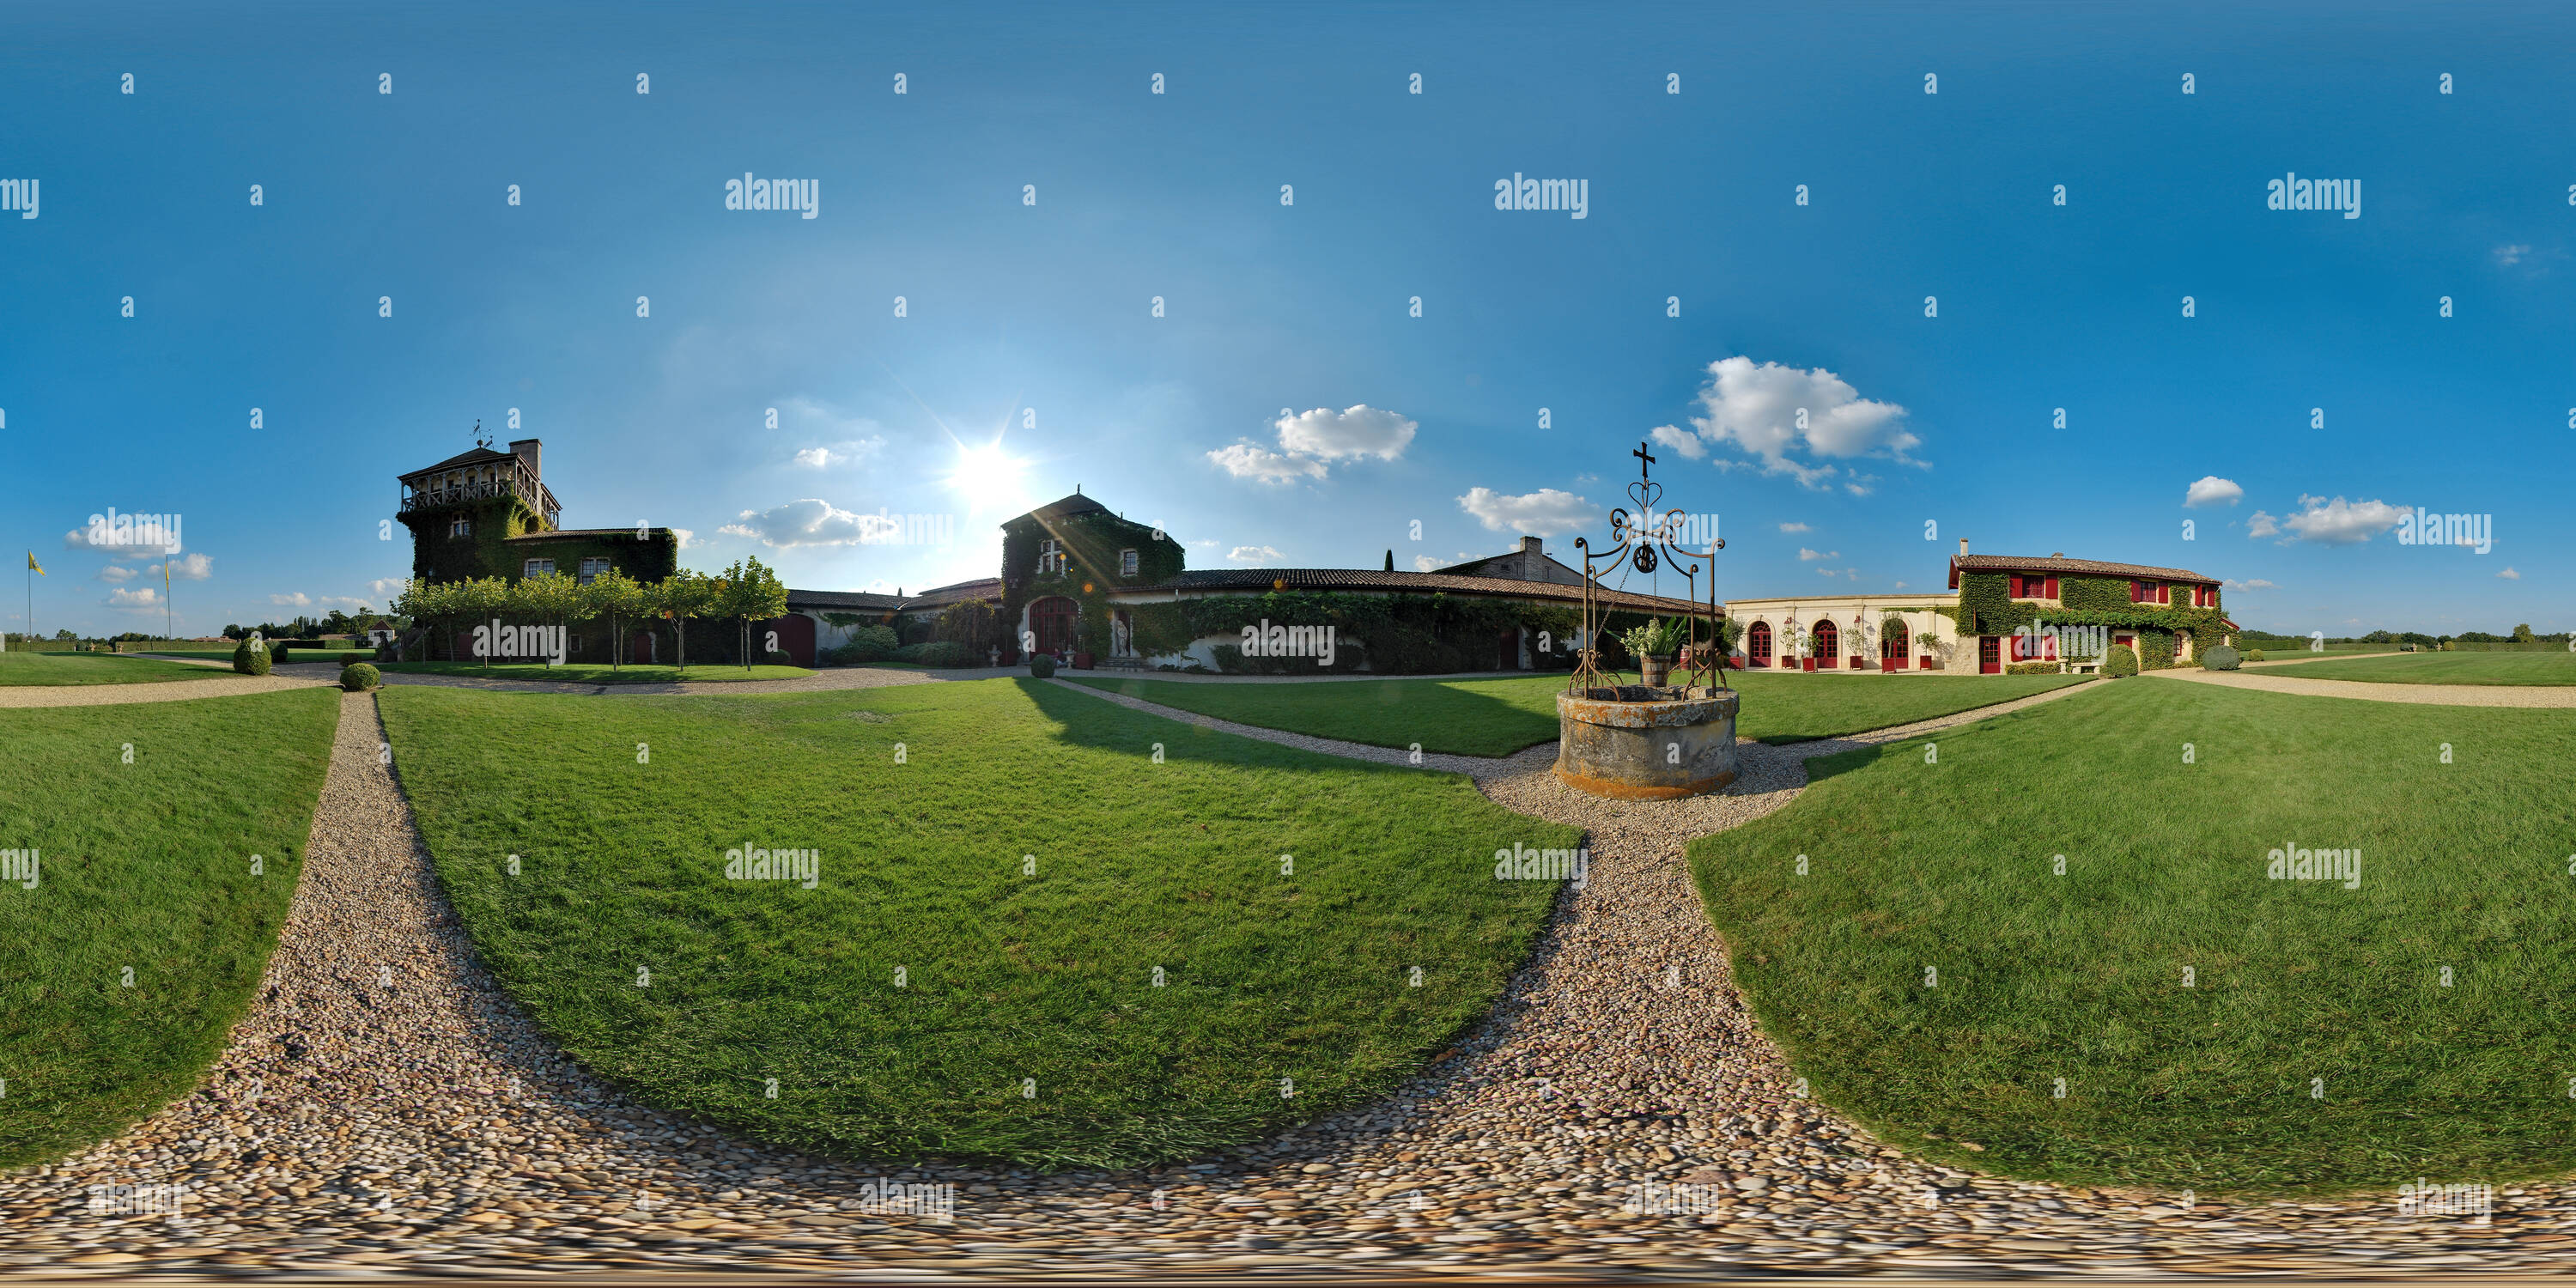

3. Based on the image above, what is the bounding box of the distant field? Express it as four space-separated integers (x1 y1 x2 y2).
0 652 221 686
1064 671 2091 756
2256 651 2576 687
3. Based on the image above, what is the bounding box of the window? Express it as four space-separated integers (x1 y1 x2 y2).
2010 574 2059 598
2129 580 2146 603
1036 539 1066 576
1119 548 1139 577
579 556 611 585
523 558 556 578
450 518 473 538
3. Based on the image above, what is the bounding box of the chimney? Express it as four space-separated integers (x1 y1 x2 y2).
2050 551 2064 558
1958 538 1969 557
1519 535 1543 561
509 439 542 482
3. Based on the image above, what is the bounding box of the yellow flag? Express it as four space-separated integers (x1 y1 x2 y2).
25 551 40 576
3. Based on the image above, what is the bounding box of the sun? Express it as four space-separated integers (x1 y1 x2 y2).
947 440 1030 514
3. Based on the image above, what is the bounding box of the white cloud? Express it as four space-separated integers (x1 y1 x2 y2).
63 522 183 558
720 499 896 548
98 565 138 583
2226 578 2277 591
2246 511 2280 539
1413 555 1443 572
1648 423 1704 460
1668 355 1921 489
793 440 881 470
2498 567 2521 580
1455 487 1599 537
371 578 409 597
1275 405 1416 460
270 592 313 607
2278 494 2408 544
669 527 695 550
1206 441 1327 484
2495 244 2531 266
1777 522 1812 533
1796 548 1839 562
2184 476 2244 507
1893 581 1908 590
1229 545 1285 564
106 586 160 607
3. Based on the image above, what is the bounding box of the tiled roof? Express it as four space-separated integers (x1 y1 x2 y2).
898 578 1005 608
1135 568 1704 613
404 446 517 477
1012 493 1110 525
786 578 1002 614
1950 554 2218 586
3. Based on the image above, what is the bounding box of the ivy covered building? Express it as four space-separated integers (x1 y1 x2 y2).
779 489 1702 673
1721 540 2237 674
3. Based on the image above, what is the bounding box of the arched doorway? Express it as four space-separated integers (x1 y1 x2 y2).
1812 618 1839 666
1029 596 1079 659
1747 620 1773 667
1880 618 1909 666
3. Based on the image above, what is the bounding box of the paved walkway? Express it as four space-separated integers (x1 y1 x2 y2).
2149 665 2576 707
12 673 2573 1276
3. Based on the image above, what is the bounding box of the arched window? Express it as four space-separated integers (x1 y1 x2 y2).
1812 618 1840 664
1747 620 1772 665
1881 618 1910 663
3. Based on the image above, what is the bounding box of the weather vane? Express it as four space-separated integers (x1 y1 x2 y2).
473 418 490 449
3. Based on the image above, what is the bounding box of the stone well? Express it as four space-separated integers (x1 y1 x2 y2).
1552 684 1741 800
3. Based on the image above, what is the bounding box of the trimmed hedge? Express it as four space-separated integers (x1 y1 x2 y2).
2103 644 2140 677
2005 661 2062 676
339 662 381 691
2245 648 2267 663
895 641 975 668
823 624 900 666
1029 653 1057 678
232 641 272 676
2202 644 2241 671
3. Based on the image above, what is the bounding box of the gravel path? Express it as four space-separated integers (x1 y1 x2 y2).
0 671 329 708
2148 665 2576 707
11 678 2573 1278
369 664 976 697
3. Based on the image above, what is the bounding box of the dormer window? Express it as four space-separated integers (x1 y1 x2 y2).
1036 539 1067 576
1120 548 1139 577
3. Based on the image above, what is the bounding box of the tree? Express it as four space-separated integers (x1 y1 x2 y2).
2513 623 2537 643
447 576 510 671
654 571 717 671
513 571 587 669
583 568 650 672
1383 550 1394 572
712 556 790 670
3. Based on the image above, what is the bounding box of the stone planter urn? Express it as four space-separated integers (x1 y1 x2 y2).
1554 684 1741 800
1639 653 1675 687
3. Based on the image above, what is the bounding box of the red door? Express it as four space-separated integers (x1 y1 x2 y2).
631 629 655 664
757 613 817 666
1030 597 1078 659
1979 636 2002 673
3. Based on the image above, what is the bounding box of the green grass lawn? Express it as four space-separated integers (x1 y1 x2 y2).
1690 678 2576 1196
1061 671 2089 756
2254 650 2576 686
0 689 341 1165
376 678 1577 1170
375 661 813 683
0 651 226 686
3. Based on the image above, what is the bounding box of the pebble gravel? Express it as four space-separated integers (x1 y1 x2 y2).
6 680 2571 1279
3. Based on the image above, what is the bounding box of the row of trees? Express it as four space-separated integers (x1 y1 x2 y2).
388 556 788 672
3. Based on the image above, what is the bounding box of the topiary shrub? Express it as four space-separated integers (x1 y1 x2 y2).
232 641 271 676
339 662 380 691
269 643 294 668
1030 653 1058 678
2203 644 2241 671
2245 648 2267 663
2103 644 2140 677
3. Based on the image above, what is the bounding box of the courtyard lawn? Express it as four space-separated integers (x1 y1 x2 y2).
1690 678 2576 1197
1060 670 2090 756
375 678 1577 1170
374 661 812 683
0 651 227 686
0 689 341 1166
2254 650 2576 686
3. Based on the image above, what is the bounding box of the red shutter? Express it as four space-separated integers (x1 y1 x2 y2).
2129 580 2141 603
2044 634 2059 660
2045 576 2059 598
2161 585 2172 605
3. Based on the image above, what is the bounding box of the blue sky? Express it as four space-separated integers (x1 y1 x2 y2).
5 0 2569 638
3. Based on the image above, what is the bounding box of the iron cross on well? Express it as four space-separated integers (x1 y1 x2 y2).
1633 440 1656 478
